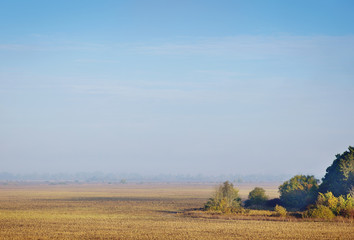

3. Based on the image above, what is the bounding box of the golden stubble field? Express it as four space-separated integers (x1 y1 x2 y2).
0 182 353 239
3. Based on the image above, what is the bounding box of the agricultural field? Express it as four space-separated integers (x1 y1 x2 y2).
0 183 353 239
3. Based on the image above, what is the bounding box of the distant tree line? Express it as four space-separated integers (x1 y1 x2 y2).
0 172 291 183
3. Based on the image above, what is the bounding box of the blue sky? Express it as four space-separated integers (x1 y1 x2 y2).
1 0 354 176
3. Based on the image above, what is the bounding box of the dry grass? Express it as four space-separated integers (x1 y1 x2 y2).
0 183 353 239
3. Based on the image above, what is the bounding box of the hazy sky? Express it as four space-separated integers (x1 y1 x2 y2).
1 0 354 176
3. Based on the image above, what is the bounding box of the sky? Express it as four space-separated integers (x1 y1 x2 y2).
1 0 354 177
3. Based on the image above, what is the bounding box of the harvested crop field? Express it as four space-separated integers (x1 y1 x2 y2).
0 183 352 239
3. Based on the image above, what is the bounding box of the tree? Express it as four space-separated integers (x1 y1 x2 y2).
245 187 268 207
205 181 242 213
319 146 354 196
279 175 319 210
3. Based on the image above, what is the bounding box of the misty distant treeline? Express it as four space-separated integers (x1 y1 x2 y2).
0 172 291 183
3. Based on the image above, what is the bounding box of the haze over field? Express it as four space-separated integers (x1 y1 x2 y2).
1 1 354 177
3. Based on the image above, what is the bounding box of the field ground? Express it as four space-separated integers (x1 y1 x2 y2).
0 182 353 239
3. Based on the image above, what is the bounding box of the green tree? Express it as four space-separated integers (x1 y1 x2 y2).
319 146 354 196
279 175 319 210
205 181 242 213
247 187 268 206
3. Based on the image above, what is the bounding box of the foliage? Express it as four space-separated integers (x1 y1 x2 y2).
244 187 268 208
265 198 282 208
304 192 354 219
279 175 319 210
319 146 354 196
350 186 354 197
274 205 287 217
248 187 268 204
204 181 243 213
317 192 354 218
303 205 335 220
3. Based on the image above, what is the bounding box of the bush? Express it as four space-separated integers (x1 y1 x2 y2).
274 205 287 217
304 205 335 220
317 192 354 218
279 175 319 210
304 192 354 219
205 181 243 213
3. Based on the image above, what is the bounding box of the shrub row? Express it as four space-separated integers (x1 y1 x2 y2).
304 192 354 219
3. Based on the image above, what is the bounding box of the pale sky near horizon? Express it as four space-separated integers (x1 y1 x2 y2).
1 0 354 177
